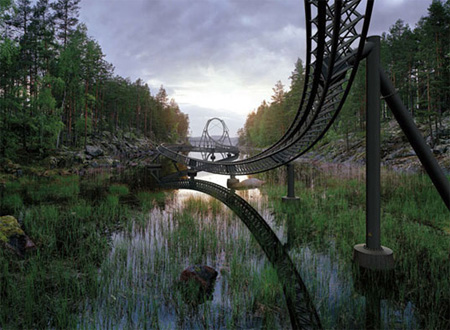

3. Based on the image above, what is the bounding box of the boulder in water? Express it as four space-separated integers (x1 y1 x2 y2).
228 178 265 190
178 265 218 304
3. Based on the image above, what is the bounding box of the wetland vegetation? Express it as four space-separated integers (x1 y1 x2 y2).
0 164 448 329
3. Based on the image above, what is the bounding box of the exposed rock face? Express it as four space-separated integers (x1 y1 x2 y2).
38 130 157 172
178 265 218 305
0 215 36 257
85 145 104 157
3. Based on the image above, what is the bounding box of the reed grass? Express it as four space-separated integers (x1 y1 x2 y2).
2 166 447 329
109 184 130 196
263 166 449 329
0 174 132 328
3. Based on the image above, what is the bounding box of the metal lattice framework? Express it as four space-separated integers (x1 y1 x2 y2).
158 0 374 175
161 179 322 329
198 118 236 161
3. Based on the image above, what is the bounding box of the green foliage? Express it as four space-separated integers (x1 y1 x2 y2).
0 0 189 162
109 184 129 196
264 167 449 328
251 264 283 309
25 175 79 202
1 193 23 213
0 174 133 328
240 3 450 147
239 60 305 148
379 1 450 138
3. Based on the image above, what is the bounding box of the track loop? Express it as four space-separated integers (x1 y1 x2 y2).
158 0 374 175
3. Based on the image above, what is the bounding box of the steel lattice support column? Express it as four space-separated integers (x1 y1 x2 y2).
353 36 394 271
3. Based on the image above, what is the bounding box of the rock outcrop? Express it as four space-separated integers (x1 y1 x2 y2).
40 130 157 172
0 215 36 257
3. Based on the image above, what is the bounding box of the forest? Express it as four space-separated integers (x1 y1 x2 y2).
0 0 189 162
239 0 450 150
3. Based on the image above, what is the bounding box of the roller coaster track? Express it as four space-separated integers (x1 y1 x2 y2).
161 179 322 329
158 0 374 175
160 144 239 158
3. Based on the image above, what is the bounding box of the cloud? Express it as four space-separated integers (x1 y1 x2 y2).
80 0 433 136
369 0 431 35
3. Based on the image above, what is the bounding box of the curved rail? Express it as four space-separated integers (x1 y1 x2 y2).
158 0 374 175
160 179 322 329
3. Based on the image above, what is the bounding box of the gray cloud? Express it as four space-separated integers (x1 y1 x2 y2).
80 0 433 136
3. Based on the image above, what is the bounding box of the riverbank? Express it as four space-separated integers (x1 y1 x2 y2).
0 129 164 181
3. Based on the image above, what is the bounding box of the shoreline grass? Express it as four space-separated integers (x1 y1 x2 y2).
1 166 448 329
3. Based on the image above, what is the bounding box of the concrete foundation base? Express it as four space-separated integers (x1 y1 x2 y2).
282 196 300 204
227 178 239 189
353 244 394 271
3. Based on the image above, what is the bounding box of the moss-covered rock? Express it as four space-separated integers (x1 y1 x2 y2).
0 215 25 242
0 215 36 256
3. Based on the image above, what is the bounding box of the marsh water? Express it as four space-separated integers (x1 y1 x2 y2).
78 164 420 329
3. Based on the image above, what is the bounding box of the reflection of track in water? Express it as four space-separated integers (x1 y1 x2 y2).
158 1 374 175
160 179 322 329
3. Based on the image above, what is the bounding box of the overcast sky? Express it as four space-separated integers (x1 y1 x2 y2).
79 0 432 137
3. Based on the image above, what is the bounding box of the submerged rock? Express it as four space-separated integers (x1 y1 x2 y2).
0 215 36 257
228 178 265 190
178 265 218 305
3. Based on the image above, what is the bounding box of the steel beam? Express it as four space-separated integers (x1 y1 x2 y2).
380 68 450 212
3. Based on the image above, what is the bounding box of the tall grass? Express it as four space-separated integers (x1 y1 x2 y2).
263 166 449 329
2 166 448 329
80 192 290 328
0 175 132 329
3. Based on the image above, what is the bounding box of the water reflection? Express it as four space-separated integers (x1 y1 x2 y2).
177 171 262 201
163 179 322 329
79 166 420 329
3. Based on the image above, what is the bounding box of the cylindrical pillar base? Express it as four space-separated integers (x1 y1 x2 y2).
282 196 300 204
353 244 394 270
227 176 239 189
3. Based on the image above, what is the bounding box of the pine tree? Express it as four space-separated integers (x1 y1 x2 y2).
52 0 80 48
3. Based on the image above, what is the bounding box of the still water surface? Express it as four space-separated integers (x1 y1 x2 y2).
79 168 418 329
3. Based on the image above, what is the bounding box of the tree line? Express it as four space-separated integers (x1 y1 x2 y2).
0 0 189 161
237 58 305 148
239 0 450 149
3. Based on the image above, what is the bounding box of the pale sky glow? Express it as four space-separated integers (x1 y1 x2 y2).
79 0 433 137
